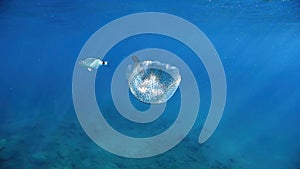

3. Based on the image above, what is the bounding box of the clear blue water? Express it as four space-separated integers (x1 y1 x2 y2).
1 0 300 168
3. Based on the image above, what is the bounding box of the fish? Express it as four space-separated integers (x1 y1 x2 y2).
79 57 108 71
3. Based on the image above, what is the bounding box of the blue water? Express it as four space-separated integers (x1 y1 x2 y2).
1 1 300 168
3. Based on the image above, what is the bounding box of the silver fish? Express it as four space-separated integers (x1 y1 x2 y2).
79 57 108 71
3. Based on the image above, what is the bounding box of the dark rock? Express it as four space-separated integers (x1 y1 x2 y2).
0 139 17 161
31 152 48 165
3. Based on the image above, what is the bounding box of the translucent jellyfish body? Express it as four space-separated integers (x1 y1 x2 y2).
127 56 181 104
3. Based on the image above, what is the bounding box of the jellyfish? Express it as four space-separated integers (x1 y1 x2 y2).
79 57 108 71
127 56 181 104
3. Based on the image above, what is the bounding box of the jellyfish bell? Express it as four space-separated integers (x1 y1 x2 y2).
127 56 181 104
